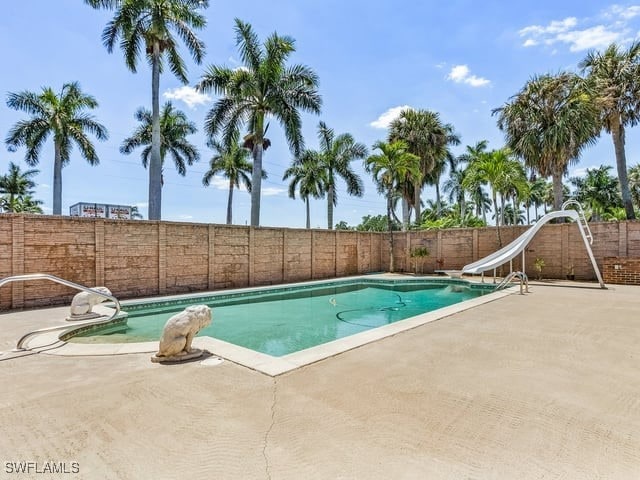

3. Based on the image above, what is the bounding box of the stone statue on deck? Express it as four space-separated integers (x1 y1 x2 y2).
151 305 212 363
67 286 112 321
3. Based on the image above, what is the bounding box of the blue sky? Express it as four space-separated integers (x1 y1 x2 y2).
1 1 640 227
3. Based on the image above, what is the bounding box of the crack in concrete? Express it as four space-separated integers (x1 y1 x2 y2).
262 377 277 480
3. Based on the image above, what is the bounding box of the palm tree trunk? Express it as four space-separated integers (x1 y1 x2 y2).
250 114 265 227
551 171 563 211
401 198 409 231
492 192 502 246
413 180 421 224
226 181 234 225
435 181 442 216
148 44 163 221
306 197 311 229
611 123 636 220
53 140 63 215
387 192 395 272
327 183 334 229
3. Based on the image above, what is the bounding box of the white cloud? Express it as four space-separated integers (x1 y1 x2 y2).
179 214 193 220
369 105 413 129
605 5 640 20
557 25 624 51
206 175 248 192
38 183 50 189
163 86 211 108
447 65 490 87
519 6 640 52
262 187 286 197
134 202 148 208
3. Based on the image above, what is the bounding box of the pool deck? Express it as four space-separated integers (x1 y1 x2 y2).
1 277 639 479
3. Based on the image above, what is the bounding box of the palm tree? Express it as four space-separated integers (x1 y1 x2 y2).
203 140 261 225
580 42 640 220
311 121 367 229
628 164 640 210
494 72 598 212
389 109 459 221
365 141 420 272
570 165 622 221
442 169 467 218
197 19 322 227
283 152 326 229
0 162 39 213
1 195 44 214
463 148 527 245
5 82 108 215
121 101 199 188
86 0 208 220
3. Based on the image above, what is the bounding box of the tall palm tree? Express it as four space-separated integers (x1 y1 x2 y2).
197 19 322 227
311 121 367 229
628 164 640 210
121 101 199 188
580 42 640 219
203 140 261 225
86 0 208 220
0 162 40 212
283 152 326 229
494 72 598 211
5 82 108 215
389 108 459 221
365 140 420 272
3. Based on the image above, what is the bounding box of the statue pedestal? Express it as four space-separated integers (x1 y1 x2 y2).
150 348 206 364
66 312 104 322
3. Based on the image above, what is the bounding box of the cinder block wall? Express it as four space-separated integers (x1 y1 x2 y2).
1 214 638 309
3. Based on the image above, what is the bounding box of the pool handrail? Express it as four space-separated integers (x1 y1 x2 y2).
0 273 122 351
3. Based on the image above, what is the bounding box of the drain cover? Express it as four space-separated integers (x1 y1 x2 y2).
200 357 224 366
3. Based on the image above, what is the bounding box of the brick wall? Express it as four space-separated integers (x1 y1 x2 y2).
603 257 640 285
1 214 638 309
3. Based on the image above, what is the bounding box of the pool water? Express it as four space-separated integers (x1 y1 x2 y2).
70 280 488 356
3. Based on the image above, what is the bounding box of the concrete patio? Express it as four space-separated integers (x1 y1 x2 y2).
1 280 639 479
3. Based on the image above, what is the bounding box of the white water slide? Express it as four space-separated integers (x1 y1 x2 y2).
459 201 605 288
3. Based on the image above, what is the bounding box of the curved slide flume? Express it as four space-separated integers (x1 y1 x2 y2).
460 209 605 288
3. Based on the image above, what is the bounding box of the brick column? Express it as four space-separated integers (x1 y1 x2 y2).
158 223 166 294
248 227 255 286
334 230 339 277
561 223 569 277
472 229 479 262
95 219 105 286
282 229 287 283
11 215 25 308
619 222 628 257
310 230 315 279
208 225 215 290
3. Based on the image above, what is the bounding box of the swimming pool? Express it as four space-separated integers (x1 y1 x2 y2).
69 278 494 357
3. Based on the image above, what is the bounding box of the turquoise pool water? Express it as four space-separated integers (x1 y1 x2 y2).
70 279 490 356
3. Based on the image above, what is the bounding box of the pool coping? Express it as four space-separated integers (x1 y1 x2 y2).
23 274 516 376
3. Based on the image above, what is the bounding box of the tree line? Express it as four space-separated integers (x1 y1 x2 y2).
2 0 640 230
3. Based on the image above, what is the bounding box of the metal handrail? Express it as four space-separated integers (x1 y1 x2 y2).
562 199 593 244
0 273 122 351
495 271 529 295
